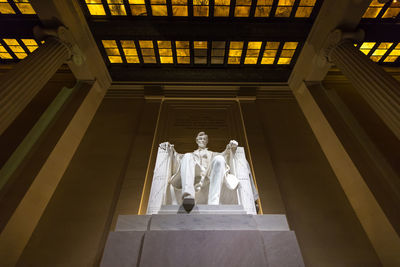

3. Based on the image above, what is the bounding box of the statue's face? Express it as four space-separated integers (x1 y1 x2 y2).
196 134 208 149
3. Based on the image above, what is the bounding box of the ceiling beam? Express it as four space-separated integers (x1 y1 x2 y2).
0 17 39 38
89 18 313 41
109 65 291 83
360 22 400 42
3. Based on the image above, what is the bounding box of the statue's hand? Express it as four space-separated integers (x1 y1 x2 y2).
159 142 173 151
227 140 238 152
195 177 205 192
229 140 238 148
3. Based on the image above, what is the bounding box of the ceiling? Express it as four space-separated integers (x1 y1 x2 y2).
0 0 399 83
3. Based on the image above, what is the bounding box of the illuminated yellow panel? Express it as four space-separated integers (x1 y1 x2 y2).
107 0 127 15
108 56 123 63
13 0 36 14
21 39 38 52
359 42 375 55
383 42 400 63
86 0 106 15
244 41 261 64
172 0 188 16
152 6 167 16
158 41 173 64
121 40 139 63
214 0 230 16
235 0 251 17
383 56 398 62
370 56 382 62
382 7 400 18
362 0 384 18
255 0 272 17
194 41 207 64
102 40 123 63
211 41 225 64
0 0 15 14
3 38 27 59
228 41 243 64
261 41 279 64
360 42 376 49
275 0 295 17
194 0 209 16
278 41 298 64
176 41 190 64
129 0 147 15
0 44 13 59
283 42 298 49
139 40 156 63
277 57 291 64
295 7 312 17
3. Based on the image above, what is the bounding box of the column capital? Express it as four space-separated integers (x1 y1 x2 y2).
33 25 85 66
321 29 365 64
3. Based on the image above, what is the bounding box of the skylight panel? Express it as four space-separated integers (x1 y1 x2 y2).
107 0 127 15
151 0 168 16
129 0 147 15
0 43 13 59
255 0 273 17
0 0 14 14
102 40 123 63
234 0 251 17
158 41 173 63
382 1 400 18
370 42 393 62
13 0 35 14
3 39 27 59
261 41 279 64
359 42 376 55
139 40 156 63
211 41 225 64
244 41 262 64
85 0 106 15
21 39 38 52
175 41 190 64
295 0 315 18
193 0 209 16
214 0 230 16
384 43 400 62
121 40 140 63
194 41 207 64
172 0 188 16
228 41 243 64
275 0 295 17
363 0 384 18
277 41 297 64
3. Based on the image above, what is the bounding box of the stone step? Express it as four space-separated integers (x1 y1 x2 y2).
158 204 247 214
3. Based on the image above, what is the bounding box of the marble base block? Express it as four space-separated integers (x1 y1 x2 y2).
101 214 304 267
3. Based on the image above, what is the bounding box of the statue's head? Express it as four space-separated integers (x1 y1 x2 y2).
196 132 208 149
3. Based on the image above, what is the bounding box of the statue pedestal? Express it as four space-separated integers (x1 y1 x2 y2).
101 213 305 267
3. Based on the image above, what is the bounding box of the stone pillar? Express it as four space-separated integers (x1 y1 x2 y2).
0 26 84 136
325 29 400 140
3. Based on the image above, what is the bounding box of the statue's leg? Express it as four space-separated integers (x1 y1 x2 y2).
180 153 196 199
208 155 226 205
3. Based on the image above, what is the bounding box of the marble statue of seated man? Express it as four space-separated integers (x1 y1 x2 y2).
159 132 239 211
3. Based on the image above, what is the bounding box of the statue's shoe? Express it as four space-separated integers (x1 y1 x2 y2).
182 197 195 213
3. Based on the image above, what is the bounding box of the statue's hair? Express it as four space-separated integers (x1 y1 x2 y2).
196 132 208 140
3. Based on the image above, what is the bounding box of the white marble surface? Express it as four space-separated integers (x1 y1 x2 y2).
157 204 247 214
150 214 258 231
147 133 257 215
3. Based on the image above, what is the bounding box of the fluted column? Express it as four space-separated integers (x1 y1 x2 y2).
0 26 84 136
325 29 400 140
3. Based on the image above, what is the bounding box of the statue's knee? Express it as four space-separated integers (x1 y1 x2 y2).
213 155 225 166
